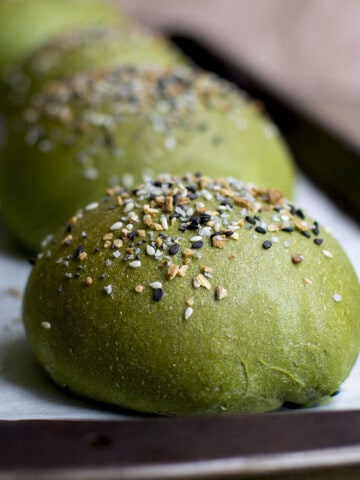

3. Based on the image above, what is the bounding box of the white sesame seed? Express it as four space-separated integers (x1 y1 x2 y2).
202 190 212 201
41 234 54 248
146 245 155 256
322 250 333 259
160 215 169 230
122 173 134 188
129 260 141 268
199 227 212 238
190 235 203 242
333 293 342 302
164 137 177 150
154 250 163 259
264 123 278 138
83 166 99 180
149 282 162 289
271 236 279 243
41 322 51 329
104 285 113 295
85 202 99 211
124 202 134 213
193 278 200 288
175 206 186 217
112 251 121 259
283 241 291 248
110 221 123 231
184 307 193 320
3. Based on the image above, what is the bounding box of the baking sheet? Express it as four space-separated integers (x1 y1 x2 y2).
0 172 359 421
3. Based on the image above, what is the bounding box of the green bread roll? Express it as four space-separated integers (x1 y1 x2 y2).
0 0 124 73
0 67 295 252
23 174 360 415
1 24 185 114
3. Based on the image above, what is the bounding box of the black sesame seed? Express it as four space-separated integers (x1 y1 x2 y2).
104 132 114 148
289 204 296 215
313 224 320 236
173 194 179 206
94 247 100 253
149 193 157 201
75 272 80 278
255 226 267 234
194 172 202 178
169 244 179 255
223 231 234 237
169 212 181 220
199 213 211 224
187 185 196 193
301 231 311 238
67 224 74 233
210 231 223 239
314 238 324 246
192 240 204 249
282 227 294 233
220 200 233 208
254 215 261 221
245 216 256 225
153 288 163 302
189 215 201 225
186 223 199 231
152 181 162 187
263 240 272 249
128 230 137 241
273 207 281 212
296 209 305 219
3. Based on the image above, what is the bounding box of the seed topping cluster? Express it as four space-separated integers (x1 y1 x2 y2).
38 174 342 322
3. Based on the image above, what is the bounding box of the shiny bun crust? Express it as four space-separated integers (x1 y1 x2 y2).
0 67 294 252
23 174 360 415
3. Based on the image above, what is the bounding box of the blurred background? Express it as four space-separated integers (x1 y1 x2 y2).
119 0 360 149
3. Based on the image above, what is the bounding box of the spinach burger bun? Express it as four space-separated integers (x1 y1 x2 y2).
0 67 295 252
23 174 360 415
0 0 124 73
2 24 185 114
